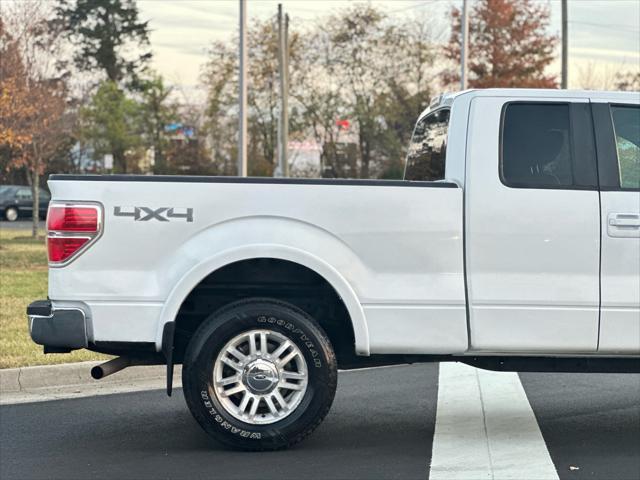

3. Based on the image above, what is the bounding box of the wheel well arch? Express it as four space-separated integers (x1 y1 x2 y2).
171 258 362 367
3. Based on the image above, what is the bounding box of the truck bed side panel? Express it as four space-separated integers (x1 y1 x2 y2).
48 179 468 355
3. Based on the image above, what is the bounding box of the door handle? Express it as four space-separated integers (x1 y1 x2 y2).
608 213 640 238
609 215 640 228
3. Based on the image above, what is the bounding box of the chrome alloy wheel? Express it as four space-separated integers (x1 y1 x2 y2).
212 329 308 425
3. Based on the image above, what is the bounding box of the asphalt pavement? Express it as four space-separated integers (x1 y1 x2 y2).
520 372 640 480
0 219 45 230
0 365 439 480
1 364 638 480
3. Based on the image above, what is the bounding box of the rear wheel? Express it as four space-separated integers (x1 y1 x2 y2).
182 298 337 450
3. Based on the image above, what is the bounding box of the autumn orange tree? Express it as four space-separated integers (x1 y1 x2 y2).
445 0 558 88
0 25 28 153
0 2 70 236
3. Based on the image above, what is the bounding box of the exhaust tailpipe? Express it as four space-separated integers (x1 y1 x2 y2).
91 356 131 380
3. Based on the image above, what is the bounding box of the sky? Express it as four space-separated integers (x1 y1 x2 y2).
136 0 640 92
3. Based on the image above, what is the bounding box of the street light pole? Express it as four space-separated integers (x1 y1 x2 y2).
238 0 248 177
276 4 290 177
460 0 469 91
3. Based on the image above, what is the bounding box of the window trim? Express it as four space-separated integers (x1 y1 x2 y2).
498 101 599 191
594 103 640 192
403 107 451 182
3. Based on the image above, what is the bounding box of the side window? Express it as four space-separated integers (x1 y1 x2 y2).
502 103 579 188
16 188 32 201
404 109 449 181
611 105 640 189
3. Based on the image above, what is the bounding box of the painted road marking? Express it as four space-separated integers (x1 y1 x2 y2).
429 362 559 480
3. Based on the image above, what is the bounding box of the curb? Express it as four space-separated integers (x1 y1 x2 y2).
0 361 177 394
0 362 396 406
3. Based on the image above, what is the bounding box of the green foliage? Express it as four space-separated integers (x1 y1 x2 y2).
200 42 238 176
54 0 151 89
138 74 178 173
80 80 141 172
78 74 204 175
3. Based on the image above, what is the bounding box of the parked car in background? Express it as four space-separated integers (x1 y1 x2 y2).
0 185 50 222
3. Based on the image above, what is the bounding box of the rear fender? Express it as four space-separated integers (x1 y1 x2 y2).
155 217 369 356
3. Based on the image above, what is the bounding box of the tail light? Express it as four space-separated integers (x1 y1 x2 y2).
47 203 102 266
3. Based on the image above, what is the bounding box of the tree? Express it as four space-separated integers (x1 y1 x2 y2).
80 80 141 173
53 0 151 89
615 71 640 92
576 61 617 90
1 3 71 237
139 74 177 173
0 19 30 153
295 5 437 178
201 19 303 176
201 41 237 175
445 0 558 88
200 5 439 179
319 5 388 179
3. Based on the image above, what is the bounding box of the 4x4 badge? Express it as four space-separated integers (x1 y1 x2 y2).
114 206 193 222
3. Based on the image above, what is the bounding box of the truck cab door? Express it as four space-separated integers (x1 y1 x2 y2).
466 97 600 353
592 100 640 353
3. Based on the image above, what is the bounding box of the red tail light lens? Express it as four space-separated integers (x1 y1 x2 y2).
48 237 90 263
47 203 102 266
47 206 99 232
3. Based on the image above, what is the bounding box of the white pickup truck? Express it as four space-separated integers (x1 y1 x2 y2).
28 89 640 450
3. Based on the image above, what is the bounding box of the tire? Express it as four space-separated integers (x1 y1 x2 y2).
182 297 338 451
5 207 18 222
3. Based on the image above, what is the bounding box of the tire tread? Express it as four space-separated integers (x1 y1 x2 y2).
182 297 337 451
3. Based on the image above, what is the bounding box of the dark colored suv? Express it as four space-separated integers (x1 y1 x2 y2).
0 185 50 222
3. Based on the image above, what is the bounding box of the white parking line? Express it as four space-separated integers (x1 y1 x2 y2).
429 362 559 480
